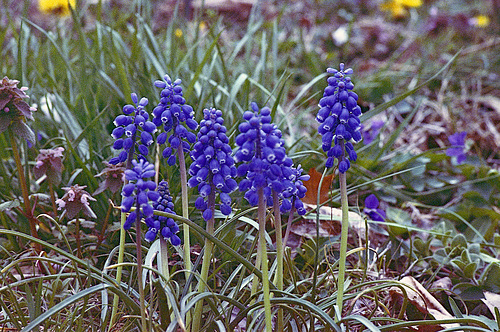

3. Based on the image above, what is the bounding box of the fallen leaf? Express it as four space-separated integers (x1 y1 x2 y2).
431 277 452 291
290 204 365 239
482 291 500 316
302 168 335 205
389 276 460 329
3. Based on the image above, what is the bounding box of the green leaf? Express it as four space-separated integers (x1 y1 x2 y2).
385 206 412 236
448 297 464 318
0 199 20 211
481 263 500 293
453 283 485 301
463 261 478 279
451 234 468 249
21 284 140 332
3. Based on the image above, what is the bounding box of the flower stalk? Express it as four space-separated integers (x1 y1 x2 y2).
258 188 272 332
135 199 148 331
336 150 350 317
192 188 215 332
177 147 192 280
9 128 39 244
188 108 238 330
272 190 284 331
315 64 363 318
109 211 127 331
75 216 81 258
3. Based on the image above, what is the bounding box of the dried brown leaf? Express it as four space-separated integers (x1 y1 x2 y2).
291 204 365 238
302 168 335 205
389 276 459 329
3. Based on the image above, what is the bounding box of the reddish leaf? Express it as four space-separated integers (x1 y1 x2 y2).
302 168 335 205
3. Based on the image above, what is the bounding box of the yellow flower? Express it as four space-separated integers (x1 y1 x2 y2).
175 28 183 38
380 0 422 18
470 15 490 27
199 21 207 32
38 0 76 17
400 0 422 7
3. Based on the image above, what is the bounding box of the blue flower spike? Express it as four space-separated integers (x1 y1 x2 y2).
317 63 362 173
110 93 157 165
121 159 160 231
145 180 181 245
153 75 199 166
283 165 310 215
234 103 294 210
188 108 238 220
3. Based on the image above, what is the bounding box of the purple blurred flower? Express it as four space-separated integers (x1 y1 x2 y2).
56 184 96 219
33 147 65 185
363 194 386 222
446 131 467 164
281 165 309 215
0 77 37 142
27 131 43 148
94 161 126 195
361 120 384 144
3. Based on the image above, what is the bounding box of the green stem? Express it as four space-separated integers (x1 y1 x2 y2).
177 148 191 270
49 183 58 219
159 237 172 326
75 216 81 258
8 128 39 244
109 138 135 331
192 189 216 332
96 195 114 251
282 205 295 247
109 211 127 331
258 187 272 332
177 147 192 328
311 168 328 303
272 190 283 331
135 204 148 331
250 236 263 300
336 168 349 319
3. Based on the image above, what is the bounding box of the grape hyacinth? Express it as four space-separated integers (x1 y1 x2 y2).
316 63 362 173
361 120 384 145
109 93 157 165
145 180 181 245
282 165 309 215
446 131 467 164
152 75 198 166
188 108 238 220
121 159 160 230
363 194 386 222
234 102 298 210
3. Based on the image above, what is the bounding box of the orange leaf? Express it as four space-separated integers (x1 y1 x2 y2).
302 168 335 205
